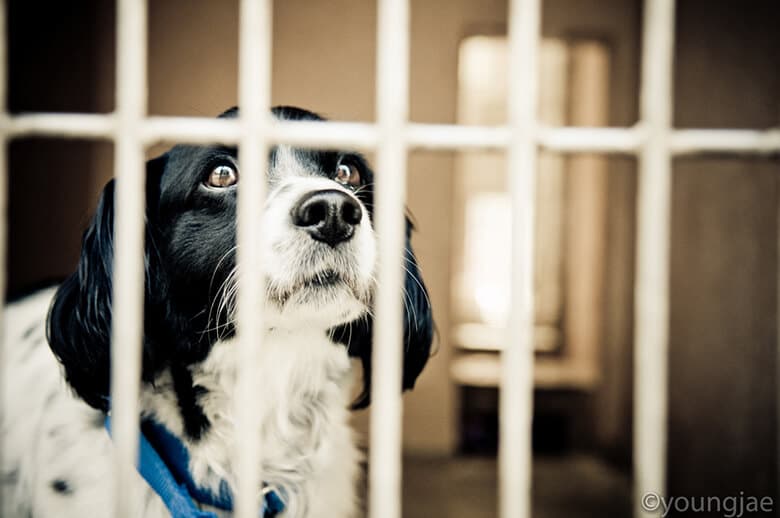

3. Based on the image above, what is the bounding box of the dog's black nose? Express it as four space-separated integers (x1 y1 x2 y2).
291 189 362 246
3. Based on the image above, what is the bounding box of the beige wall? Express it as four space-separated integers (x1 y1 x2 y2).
668 0 779 499
7 2 114 292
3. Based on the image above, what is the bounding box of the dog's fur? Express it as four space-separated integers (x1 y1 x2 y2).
1 106 433 518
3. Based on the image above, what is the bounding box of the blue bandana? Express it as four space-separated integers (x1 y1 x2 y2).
105 416 285 518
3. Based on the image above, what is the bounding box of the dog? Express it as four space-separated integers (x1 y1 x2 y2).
1 106 433 518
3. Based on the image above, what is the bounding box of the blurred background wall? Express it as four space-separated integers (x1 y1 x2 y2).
7 0 779 512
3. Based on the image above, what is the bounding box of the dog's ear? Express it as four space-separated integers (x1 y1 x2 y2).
337 218 434 409
398 222 434 388
47 155 168 411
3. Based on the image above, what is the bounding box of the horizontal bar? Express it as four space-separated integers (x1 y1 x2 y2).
538 125 644 153
671 128 780 155
144 116 241 143
0 113 117 139
270 119 378 149
406 123 509 150
2 113 779 155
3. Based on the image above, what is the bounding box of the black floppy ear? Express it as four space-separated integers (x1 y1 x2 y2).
46 155 168 411
337 218 434 409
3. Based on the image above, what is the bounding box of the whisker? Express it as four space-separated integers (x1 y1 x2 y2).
401 247 432 310
204 247 239 339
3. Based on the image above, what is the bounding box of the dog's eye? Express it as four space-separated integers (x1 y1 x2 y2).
335 164 361 187
206 164 238 188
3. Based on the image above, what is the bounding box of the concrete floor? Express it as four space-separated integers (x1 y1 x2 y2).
394 454 631 518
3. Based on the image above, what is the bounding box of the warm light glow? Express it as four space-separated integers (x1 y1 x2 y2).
464 192 511 325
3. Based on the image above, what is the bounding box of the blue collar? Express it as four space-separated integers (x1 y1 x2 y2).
105 415 285 518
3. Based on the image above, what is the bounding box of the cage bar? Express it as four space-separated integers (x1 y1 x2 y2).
538 126 643 154
0 2 8 512
499 1 540 518
5 113 779 156
634 0 676 516
108 0 149 516
369 0 410 518
671 128 780 156
1 113 118 140
234 1 273 517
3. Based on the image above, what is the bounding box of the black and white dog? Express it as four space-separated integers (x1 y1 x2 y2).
2 106 432 518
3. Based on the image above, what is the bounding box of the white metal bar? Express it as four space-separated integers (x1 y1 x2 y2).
145 119 378 149
634 0 675 516
269 119 379 149
3 113 780 156
0 2 8 513
500 0 540 517
0 113 117 139
109 0 148 516
671 128 780 155
538 125 645 154
234 0 272 517
407 123 509 150
144 116 242 144
370 0 409 517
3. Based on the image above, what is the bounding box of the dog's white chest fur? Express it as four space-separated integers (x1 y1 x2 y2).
2 290 361 518
145 329 361 518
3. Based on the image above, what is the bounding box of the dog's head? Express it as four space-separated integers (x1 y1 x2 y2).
47 106 432 413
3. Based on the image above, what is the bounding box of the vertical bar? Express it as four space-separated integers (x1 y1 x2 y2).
235 0 271 517
109 0 147 516
0 1 8 512
370 0 409 517
634 0 675 516
777 104 780 518
500 1 540 518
